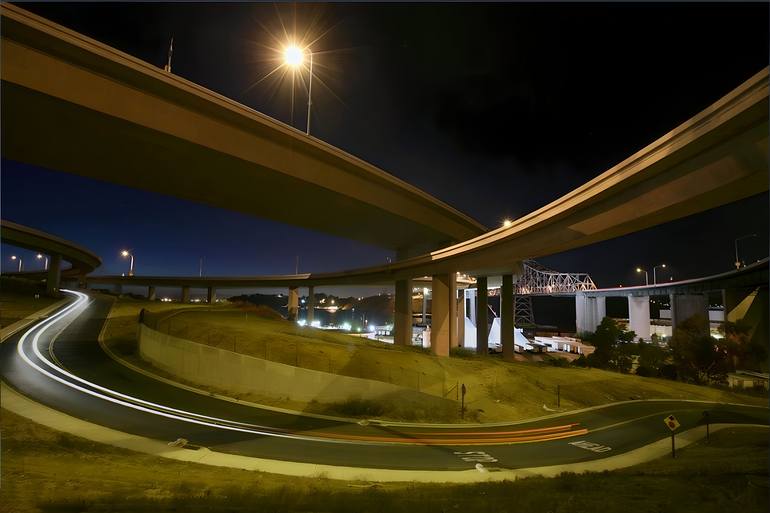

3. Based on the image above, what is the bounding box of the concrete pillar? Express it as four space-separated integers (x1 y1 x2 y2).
724 287 757 323
476 277 488 355
449 275 458 349
628 295 651 340
430 273 454 357
422 287 428 324
670 293 709 334
148 286 156 301
181 286 190 303
45 254 62 295
456 292 465 347
469 286 477 327
306 286 315 324
287 286 299 321
501 274 515 360
394 279 413 346
207 286 216 304
576 294 606 334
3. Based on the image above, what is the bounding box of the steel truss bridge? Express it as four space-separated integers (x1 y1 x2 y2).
515 260 597 326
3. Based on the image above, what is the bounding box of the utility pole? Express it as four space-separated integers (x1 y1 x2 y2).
164 36 174 73
199 257 203 277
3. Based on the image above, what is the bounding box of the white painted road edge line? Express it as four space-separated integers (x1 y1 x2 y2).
3 381 766 484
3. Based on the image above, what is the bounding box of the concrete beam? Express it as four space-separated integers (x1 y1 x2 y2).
306 286 315 324
393 279 413 346
670 293 709 334
207 286 216 304
476 277 488 355
628 296 651 340
501 274 514 360
45 253 61 295
181 286 190 303
576 294 606 333
430 273 454 357
147 285 156 301
287 286 299 321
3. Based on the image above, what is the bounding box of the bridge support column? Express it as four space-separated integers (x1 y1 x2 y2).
430 273 455 357
115 283 123 296
456 291 465 347
422 287 428 324
628 295 651 340
147 286 156 301
394 279 413 346
287 286 299 321
45 254 62 295
501 274 515 361
181 286 190 303
670 293 709 334
207 286 216 304
476 277 488 355
306 286 315 325
576 294 606 334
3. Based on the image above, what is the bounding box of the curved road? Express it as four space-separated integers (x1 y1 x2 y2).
2 291 766 471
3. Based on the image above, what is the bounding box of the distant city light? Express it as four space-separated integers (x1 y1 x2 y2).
311 320 321 328
341 322 351 331
297 319 307 326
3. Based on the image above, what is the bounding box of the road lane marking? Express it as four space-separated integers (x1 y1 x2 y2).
569 440 612 453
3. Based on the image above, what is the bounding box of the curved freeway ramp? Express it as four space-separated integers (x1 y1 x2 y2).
2 290 766 479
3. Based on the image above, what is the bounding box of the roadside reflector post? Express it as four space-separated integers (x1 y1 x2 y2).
461 383 467 419
703 411 710 443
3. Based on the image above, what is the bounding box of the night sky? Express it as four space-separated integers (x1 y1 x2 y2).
2 2 768 295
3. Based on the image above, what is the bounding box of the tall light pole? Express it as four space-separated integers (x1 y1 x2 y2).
652 263 666 285
734 234 757 269
36 253 49 270
10 255 23 272
121 250 135 276
636 267 648 286
283 44 314 135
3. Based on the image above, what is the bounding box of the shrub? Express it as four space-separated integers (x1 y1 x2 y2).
450 346 476 358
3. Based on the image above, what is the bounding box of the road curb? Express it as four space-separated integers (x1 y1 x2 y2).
3 381 766 483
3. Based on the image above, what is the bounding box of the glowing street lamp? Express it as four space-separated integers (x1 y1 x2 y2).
10 255 23 272
502 219 513 228
635 267 648 286
121 250 135 276
652 263 666 285
36 253 49 270
283 44 314 135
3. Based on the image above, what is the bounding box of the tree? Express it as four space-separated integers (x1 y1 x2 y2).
669 315 728 384
720 319 767 371
582 317 637 373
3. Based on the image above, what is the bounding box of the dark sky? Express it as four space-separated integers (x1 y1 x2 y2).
2 1 768 294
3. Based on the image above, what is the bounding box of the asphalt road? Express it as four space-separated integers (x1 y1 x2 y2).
2 291 767 471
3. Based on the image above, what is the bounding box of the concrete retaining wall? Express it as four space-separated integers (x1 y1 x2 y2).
138 324 435 404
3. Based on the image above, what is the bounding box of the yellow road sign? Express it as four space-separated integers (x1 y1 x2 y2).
664 414 680 431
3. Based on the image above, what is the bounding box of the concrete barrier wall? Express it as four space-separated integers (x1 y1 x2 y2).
138 324 431 403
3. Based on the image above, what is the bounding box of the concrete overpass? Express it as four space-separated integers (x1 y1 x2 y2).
2 4 767 358
1 220 102 294
577 259 768 343
0 4 485 256
81 66 769 356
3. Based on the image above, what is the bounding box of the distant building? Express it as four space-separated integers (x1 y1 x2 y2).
727 370 769 391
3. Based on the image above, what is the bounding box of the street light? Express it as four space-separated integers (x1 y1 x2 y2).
636 267 648 286
10 255 23 272
120 250 135 276
36 253 49 271
502 219 513 228
652 263 666 285
283 44 314 135
734 234 757 269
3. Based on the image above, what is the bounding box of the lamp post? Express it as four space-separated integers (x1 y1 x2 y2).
734 234 757 269
10 255 23 272
652 263 666 285
121 250 135 276
636 267 648 286
283 44 314 135
36 253 49 270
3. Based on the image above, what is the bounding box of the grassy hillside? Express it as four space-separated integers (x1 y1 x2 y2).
115 304 768 423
